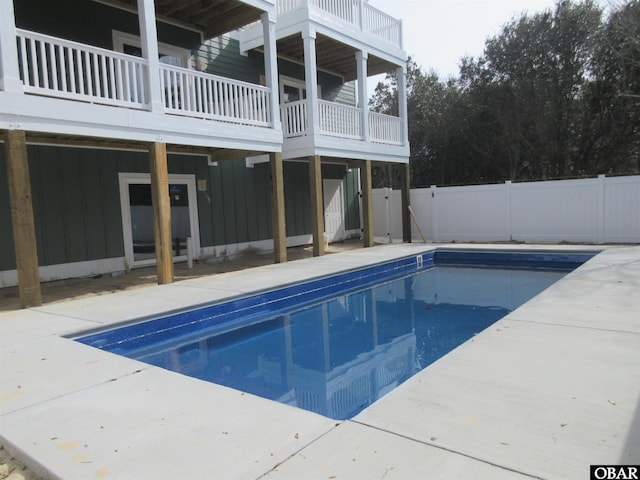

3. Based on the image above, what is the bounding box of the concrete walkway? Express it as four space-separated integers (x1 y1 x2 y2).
1 244 638 479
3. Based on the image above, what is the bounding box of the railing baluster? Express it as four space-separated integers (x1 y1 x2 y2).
59 45 68 93
17 37 27 86
212 78 219 115
30 38 40 88
99 55 108 98
49 43 59 91
108 56 116 99
40 40 51 89
68 48 77 94
114 57 123 101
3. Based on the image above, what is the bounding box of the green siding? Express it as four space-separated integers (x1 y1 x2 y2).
194 38 264 84
205 159 273 247
284 162 311 237
15 0 201 52
195 35 357 105
1 146 362 272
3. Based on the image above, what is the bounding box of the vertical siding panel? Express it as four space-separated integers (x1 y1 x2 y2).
244 164 259 242
99 151 125 258
253 163 271 240
36 149 67 265
83 155 108 260
282 161 312 237
283 162 298 236
60 150 88 263
220 161 238 245
210 164 226 246
195 160 214 248
0 152 17 270
232 160 249 243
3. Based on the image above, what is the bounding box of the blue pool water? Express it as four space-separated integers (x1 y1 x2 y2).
76 249 594 419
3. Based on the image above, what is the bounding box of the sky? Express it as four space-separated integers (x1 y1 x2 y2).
367 0 569 79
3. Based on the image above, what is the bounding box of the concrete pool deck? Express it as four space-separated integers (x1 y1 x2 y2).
1 243 639 479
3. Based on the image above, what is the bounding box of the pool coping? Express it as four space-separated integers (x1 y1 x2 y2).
1 243 639 479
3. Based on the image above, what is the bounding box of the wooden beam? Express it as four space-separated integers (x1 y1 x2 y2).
270 152 287 263
399 162 412 243
309 155 324 256
360 160 374 248
5 130 42 307
149 142 174 284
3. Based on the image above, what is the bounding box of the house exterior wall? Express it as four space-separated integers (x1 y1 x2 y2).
14 0 202 53
0 146 361 274
195 35 356 104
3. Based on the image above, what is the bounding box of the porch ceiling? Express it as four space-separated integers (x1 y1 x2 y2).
276 34 398 81
22 132 271 159
99 0 263 39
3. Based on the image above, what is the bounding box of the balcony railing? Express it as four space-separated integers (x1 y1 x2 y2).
277 0 402 48
318 100 361 139
282 99 308 137
17 29 147 108
160 64 271 126
14 29 273 127
281 99 403 146
369 111 402 145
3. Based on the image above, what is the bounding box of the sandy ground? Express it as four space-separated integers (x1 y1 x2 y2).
0 240 366 312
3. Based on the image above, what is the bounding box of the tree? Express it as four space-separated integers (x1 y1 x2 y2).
371 0 639 187
585 0 640 173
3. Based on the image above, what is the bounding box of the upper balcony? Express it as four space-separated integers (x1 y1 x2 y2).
242 0 403 58
0 0 282 156
276 0 403 48
240 0 409 163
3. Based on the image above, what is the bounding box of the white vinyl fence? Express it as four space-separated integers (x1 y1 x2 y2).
374 175 640 244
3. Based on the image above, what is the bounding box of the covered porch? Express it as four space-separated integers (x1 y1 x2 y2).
0 0 288 308
241 0 409 163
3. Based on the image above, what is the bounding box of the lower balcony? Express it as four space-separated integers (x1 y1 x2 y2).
281 99 408 162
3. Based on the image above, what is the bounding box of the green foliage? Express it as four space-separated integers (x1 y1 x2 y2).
373 0 640 187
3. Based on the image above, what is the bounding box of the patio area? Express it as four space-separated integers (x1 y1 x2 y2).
1 243 639 479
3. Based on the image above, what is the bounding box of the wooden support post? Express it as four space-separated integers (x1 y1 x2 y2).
149 142 173 284
309 155 324 256
5 130 42 307
399 162 412 243
360 160 374 247
270 152 287 263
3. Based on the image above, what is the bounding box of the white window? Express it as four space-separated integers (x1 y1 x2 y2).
279 75 321 104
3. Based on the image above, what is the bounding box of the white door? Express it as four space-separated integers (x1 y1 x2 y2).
323 179 345 243
118 173 200 268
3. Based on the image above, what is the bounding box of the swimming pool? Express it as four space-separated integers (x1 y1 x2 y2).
76 249 595 419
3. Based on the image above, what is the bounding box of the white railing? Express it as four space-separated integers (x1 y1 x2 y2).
277 0 305 14
369 111 403 145
312 0 358 23
276 0 402 48
16 29 147 108
319 100 361 139
361 3 402 47
281 99 308 137
160 64 271 126
282 99 404 145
